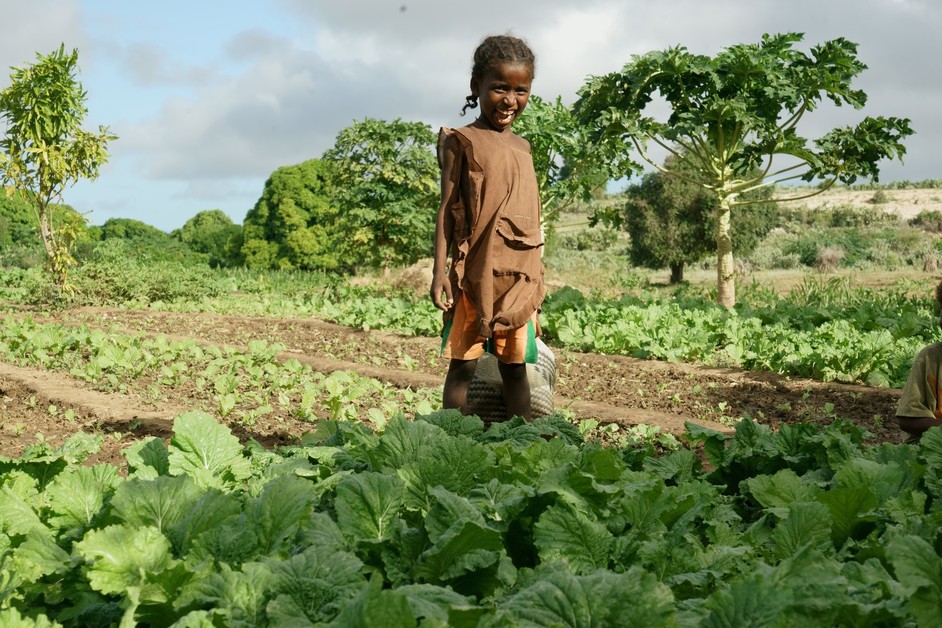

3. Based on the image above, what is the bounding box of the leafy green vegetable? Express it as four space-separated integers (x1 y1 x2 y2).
334 471 405 543
45 465 120 538
886 534 942 626
533 503 613 575
491 565 675 627
168 411 252 488
1 410 940 625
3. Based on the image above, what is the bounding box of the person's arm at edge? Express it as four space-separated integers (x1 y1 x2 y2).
431 133 459 311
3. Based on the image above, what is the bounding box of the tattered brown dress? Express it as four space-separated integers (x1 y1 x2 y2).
437 120 545 339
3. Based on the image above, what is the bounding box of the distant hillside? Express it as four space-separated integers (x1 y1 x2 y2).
774 185 942 221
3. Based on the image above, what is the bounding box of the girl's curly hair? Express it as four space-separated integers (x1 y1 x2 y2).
461 34 535 116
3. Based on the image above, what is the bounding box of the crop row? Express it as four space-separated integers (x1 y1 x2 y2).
146 276 938 388
542 288 928 387
1 410 940 625
0 316 439 428
2 266 935 388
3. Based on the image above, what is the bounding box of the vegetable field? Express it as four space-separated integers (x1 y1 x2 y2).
1 266 941 625
2 401 942 625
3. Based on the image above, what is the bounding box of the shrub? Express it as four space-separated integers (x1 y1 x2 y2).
555 226 620 252
23 240 227 307
867 189 890 204
852 178 942 190
815 246 845 273
746 230 804 270
783 203 897 228
0 243 47 269
782 227 928 268
924 253 938 272
909 209 942 233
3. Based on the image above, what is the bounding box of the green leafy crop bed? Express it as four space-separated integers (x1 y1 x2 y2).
2 411 941 626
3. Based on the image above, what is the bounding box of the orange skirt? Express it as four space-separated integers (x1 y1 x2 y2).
441 292 537 364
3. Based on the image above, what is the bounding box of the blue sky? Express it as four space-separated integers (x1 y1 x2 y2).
2 0 939 232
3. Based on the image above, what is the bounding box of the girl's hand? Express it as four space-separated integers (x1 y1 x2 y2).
430 276 453 311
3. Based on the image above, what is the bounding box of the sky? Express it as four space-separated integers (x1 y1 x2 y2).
1 0 939 232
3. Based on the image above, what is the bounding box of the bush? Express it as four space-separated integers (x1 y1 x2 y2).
852 178 942 190
782 203 897 228
554 226 620 252
0 267 36 301
909 209 942 233
924 253 938 272
785 227 906 268
745 230 804 270
0 243 47 269
867 189 890 204
22 240 227 307
815 246 844 273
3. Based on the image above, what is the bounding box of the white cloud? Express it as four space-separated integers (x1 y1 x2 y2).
2 0 941 230
0 0 85 63
118 42 218 87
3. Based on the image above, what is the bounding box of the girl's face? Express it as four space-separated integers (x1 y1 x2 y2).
472 62 533 131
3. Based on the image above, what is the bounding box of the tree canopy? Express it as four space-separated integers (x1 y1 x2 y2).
235 119 438 274
173 209 242 268
575 32 913 306
239 158 338 271
0 192 40 247
324 118 437 272
89 217 170 243
513 95 611 223
0 45 116 285
598 155 775 284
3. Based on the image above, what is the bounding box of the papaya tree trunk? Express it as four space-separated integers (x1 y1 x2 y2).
36 205 62 285
669 262 685 284
35 200 72 287
39 218 55 259
715 196 735 308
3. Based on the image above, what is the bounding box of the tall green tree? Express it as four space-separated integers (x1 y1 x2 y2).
173 209 241 268
0 193 88 267
240 158 338 271
575 32 912 306
86 218 205 265
0 45 116 285
89 217 170 243
0 192 39 248
323 118 437 272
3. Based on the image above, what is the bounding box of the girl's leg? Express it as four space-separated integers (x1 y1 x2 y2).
499 361 531 420
443 358 478 413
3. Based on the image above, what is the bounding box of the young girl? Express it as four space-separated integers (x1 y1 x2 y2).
430 34 545 422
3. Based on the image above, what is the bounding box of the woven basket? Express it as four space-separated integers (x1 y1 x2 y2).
466 339 556 422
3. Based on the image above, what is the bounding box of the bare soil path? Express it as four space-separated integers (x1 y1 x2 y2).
0 307 903 467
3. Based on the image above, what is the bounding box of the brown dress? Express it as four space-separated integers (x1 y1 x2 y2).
437 120 545 338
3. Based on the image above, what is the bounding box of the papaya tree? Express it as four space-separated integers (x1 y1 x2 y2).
574 32 912 306
0 45 116 286
513 95 611 224
323 118 437 273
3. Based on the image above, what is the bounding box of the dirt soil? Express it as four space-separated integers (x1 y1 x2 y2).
0 307 904 469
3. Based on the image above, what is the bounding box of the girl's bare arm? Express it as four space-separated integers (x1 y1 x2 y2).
431 133 459 311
